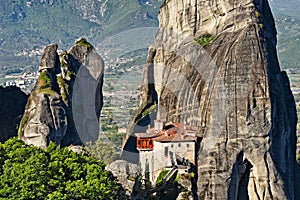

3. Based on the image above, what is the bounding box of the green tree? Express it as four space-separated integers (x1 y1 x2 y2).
0 138 126 200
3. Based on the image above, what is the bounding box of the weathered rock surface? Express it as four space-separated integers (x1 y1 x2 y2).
126 0 298 199
38 43 60 73
106 160 139 196
19 38 104 148
0 86 28 142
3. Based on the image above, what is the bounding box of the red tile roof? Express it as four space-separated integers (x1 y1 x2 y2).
134 122 198 142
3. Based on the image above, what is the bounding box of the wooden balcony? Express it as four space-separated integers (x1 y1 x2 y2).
136 138 154 150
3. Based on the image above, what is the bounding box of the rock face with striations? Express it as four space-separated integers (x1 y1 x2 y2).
126 0 298 199
18 38 104 148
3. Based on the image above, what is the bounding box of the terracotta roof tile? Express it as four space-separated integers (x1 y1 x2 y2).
135 122 198 142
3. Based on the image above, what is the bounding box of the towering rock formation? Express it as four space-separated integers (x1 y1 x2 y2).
18 38 104 148
0 86 28 142
126 0 298 199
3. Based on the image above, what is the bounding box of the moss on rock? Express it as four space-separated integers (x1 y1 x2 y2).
75 38 92 47
37 72 55 95
195 34 216 46
57 75 69 104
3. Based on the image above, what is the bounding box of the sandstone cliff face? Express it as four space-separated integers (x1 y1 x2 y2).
127 0 298 199
0 86 28 142
18 39 104 148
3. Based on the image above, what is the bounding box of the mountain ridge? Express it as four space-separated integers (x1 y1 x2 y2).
0 0 298 78
0 0 162 75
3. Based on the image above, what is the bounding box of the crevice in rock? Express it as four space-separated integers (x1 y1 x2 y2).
193 0 197 36
251 172 261 200
263 152 273 199
191 137 202 200
228 151 253 200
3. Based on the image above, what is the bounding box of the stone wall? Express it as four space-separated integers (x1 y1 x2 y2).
138 140 196 183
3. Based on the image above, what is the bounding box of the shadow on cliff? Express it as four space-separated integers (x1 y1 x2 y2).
122 110 157 163
268 70 298 199
61 53 103 146
122 61 158 163
227 151 253 200
252 0 300 198
0 86 28 143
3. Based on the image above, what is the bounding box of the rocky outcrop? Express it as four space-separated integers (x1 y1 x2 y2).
126 0 298 199
18 38 104 148
0 86 28 142
106 160 139 196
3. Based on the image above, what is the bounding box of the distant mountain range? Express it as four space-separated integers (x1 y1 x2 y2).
0 0 298 76
0 0 162 74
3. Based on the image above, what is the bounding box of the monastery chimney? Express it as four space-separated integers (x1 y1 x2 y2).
154 119 165 131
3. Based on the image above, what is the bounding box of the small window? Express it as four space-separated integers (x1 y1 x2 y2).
171 144 174 148
164 147 168 156
178 143 181 147
187 144 190 148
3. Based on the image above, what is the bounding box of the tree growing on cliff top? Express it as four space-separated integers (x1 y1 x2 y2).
0 138 126 200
